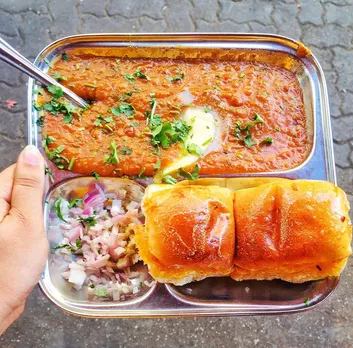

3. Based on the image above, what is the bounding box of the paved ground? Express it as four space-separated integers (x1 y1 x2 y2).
0 0 353 347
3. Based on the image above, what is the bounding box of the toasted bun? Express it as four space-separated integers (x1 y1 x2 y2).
231 180 352 282
135 184 235 285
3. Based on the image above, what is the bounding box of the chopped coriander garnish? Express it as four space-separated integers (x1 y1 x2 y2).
274 127 280 132
202 137 213 146
53 198 67 222
68 157 76 170
53 244 76 252
84 83 97 89
129 121 139 127
154 159 161 171
234 113 264 148
187 143 203 156
44 144 69 169
61 52 69 61
33 87 44 95
44 57 53 68
167 73 184 82
244 134 256 148
78 215 97 227
204 106 211 113
94 115 114 127
238 72 245 78
304 298 310 307
111 103 136 118
42 133 56 147
146 99 161 128
135 67 150 80
138 167 146 177
178 164 200 181
118 146 133 155
45 166 54 183
253 113 264 123
75 239 82 249
151 119 191 149
91 171 100 180
47 85 63 98
104 140 119 165
68 198 83 209
33 101 42 111
262 137 273 144
124 73 136 84
95 288 108 297
163 174 178 185
51 71 67 82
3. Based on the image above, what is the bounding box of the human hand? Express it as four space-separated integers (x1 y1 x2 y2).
0 145 48 335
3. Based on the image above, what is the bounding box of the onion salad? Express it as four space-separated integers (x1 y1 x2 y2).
49 182 155 301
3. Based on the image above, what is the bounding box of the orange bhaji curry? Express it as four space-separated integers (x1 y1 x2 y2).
39 52 311 178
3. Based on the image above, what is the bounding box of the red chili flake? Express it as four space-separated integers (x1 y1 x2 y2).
341 216 346 222
6 100 17 109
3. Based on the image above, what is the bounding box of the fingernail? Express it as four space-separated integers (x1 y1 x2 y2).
22 145 41 165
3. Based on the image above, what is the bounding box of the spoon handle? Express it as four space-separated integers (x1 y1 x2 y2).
0 37 88 108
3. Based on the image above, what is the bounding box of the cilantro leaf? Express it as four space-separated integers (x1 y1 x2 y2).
244 134 256 148
94 115 114 127
135 67 150 80
51 71 67 82
53 244 76 252
78 215 97 227
53 198 67 222
162 175 178 185
33 87 44 95
36 116 44 127
91 171 100 180
75 239 82 249
124 73 136 84
45 166 54 183
138 167 146 177
111 103 136 118
68 157 76 170
68 198 83 209
187 143 203 156
178 164 200 181
95 288 108 297
167 73 184 82
42 133 56 147
154 159 161 171
47 85 64 98
118 146 133 155
104 140 119 165
61 52 69 61
262 137 273 144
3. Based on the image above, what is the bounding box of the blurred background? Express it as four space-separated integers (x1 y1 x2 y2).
0 0 352 347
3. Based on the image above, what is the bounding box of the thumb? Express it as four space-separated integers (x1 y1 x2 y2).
10 145 45 234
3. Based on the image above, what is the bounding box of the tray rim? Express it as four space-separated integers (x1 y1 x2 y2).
27 32 337 317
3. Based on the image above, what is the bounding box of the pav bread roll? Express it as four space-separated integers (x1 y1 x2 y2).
135 184 235 286
231 180 352 282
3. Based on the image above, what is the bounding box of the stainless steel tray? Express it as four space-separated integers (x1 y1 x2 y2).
27 33 336 317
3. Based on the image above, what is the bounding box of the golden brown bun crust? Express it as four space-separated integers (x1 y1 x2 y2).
136 185 235 285
231 180 352 282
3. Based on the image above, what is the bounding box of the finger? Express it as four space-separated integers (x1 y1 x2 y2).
9 145 45 234
0 164 16 223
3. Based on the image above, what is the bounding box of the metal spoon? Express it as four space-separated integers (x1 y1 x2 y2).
0 37 88 108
